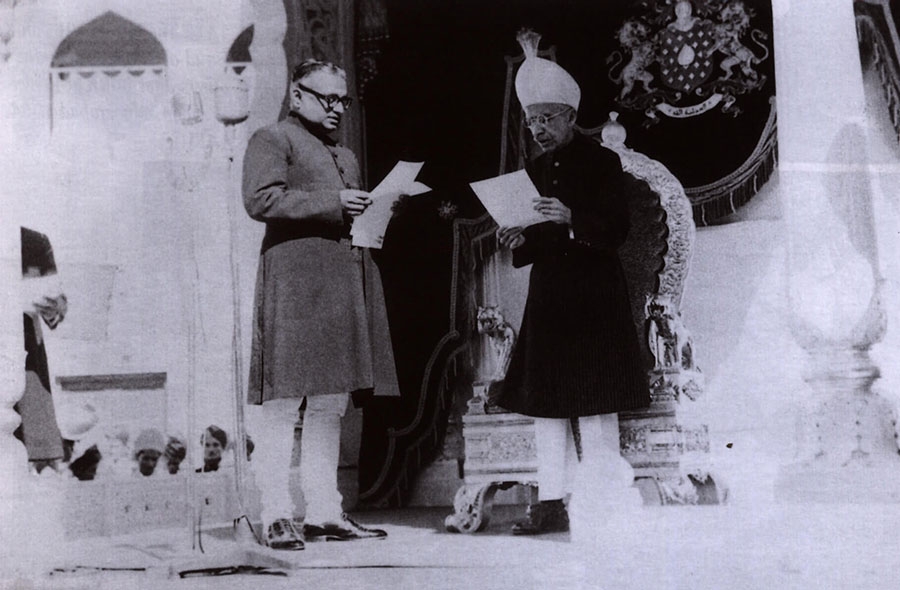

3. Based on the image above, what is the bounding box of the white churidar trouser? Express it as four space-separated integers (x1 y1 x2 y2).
533 416 580 501
256 393 348 528
534 414 617 501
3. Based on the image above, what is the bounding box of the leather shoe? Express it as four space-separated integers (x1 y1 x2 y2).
511 499 569 535
265 518 305 550
301 514 387 542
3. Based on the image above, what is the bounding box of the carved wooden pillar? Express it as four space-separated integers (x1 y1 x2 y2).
773 0 900 500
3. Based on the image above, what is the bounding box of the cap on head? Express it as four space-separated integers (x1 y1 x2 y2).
165 436 187 461
133 428 165 458
514 29 581 111
57 403 99 441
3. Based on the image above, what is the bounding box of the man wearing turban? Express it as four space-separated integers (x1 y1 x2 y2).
133 428 166 477
164 436 187 475
495 30 649 535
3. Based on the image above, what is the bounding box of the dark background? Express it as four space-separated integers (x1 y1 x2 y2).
364 0 775 194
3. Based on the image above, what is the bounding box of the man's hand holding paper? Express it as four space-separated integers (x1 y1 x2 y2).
533 196 571 224
469 169 549 229
341 189 373 216
497 226 526 249
351 161 430 249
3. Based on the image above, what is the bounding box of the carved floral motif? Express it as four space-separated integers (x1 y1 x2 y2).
302 0 341 63
466 431 537 464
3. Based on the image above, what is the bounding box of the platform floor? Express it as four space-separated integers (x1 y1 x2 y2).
3 502 899 590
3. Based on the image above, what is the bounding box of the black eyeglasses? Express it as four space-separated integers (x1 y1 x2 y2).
297 82 353 110
524 109 568 128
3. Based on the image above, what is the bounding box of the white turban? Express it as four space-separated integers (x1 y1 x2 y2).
57 403 98 441
514 29 581 111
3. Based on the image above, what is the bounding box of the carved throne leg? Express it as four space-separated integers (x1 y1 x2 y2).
444 482 513 533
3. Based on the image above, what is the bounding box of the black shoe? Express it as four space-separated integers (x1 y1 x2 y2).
511 500 570 535
265 518 305 550
301 513 388 542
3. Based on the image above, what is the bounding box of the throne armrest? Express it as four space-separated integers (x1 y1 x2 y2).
581 113 700 385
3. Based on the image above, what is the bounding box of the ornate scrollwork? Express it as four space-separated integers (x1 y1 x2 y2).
302 0 341 63
444 483 513 534
602 116 696 306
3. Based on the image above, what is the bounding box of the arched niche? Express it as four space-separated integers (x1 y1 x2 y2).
226 25 253 75
49 11 169 143
51 11 167 69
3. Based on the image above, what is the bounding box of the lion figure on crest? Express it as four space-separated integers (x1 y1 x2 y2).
607 19 658 100
713 0 770 81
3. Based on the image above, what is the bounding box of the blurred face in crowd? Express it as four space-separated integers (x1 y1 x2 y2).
291 70 350 133
524 103 576 153
167 456 184 474
137 450 161 476
204 436 223 465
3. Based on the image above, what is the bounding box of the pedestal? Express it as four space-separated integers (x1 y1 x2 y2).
774 0 900 502
775 347 900 502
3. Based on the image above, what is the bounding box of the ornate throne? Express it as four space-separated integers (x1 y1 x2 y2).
444 60 721 533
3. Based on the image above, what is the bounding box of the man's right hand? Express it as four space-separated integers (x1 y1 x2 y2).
340 189 373 216
497 226 525 249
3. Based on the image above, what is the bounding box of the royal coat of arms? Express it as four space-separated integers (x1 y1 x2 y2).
606 0 770 125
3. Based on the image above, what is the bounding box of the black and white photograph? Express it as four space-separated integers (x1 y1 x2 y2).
2 0 900 588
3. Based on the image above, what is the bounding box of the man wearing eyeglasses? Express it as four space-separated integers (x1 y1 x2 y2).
242 59 399 550
494 30 649 535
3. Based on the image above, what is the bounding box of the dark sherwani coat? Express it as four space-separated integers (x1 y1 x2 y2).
495 133 650 418
242 113 400 404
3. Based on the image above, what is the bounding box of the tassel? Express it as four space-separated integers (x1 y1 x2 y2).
516 29 542 60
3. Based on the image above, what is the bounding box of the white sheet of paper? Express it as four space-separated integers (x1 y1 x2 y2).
469 169 547 228
370 161 425 198
351 161 429 248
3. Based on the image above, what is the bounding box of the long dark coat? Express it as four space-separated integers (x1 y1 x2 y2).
495 133 649 418
16 227 65 461
242 114 400 404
